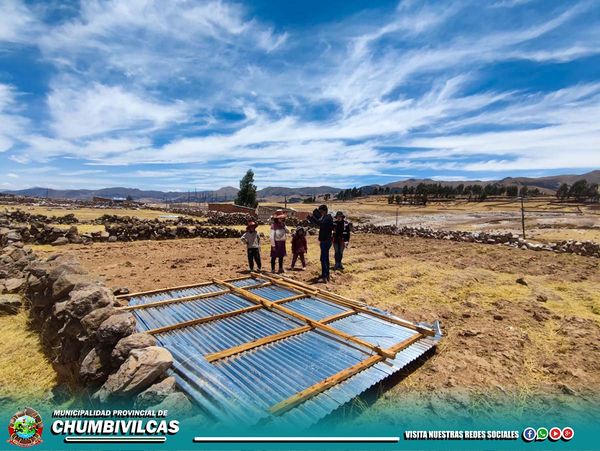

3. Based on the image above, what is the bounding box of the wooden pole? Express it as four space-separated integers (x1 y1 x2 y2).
116 275 252 299
118 282 271 311
146 293 305 335
520 196 526 239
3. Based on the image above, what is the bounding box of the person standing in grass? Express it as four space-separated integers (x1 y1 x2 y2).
290 226 308 270
240 219 261 272
309 204 334 282
270 210 289 273
333 211 351 270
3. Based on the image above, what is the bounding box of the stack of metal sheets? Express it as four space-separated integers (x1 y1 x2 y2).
119 274 442 427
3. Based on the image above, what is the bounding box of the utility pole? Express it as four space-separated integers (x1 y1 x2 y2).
520 196 526 239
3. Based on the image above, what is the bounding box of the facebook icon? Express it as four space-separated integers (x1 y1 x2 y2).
523 427 537 442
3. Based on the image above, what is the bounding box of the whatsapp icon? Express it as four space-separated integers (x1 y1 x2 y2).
536 427 549 441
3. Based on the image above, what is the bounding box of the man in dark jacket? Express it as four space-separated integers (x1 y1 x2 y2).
333 211 351 270
309 204 334 282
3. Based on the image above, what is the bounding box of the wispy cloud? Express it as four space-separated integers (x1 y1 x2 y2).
1 0 599 190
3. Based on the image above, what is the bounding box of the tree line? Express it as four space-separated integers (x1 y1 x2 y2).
556 180 599 202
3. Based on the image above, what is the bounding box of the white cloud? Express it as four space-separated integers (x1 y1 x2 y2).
0 0 36 43
0 83 28 152
47 82 189 139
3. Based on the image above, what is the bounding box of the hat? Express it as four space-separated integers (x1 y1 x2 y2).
271 209 287 220
335 211 345 218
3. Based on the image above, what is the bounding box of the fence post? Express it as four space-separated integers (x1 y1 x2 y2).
520 196 526 239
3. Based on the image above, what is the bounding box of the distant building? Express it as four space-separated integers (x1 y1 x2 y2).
207 203 258 217
92 196 129 204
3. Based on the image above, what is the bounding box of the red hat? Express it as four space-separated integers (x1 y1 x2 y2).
271 209 287 220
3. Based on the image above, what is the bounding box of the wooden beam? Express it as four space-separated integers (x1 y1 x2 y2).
146 292 306 335
216 280 396 360
205 310 355 363
269 332 423 416
118 282 271 311
146 305 263 335
118 289 230 311
256 273 435 337
117 275 252 299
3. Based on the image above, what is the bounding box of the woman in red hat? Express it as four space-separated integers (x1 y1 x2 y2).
270 210 289 273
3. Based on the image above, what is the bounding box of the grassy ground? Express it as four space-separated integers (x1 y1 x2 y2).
0 307 57 407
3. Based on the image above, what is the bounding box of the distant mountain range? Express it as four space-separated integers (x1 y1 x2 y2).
2 170 598 202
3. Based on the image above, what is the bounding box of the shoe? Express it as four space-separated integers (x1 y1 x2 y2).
300 267 306 271
278 269 285 274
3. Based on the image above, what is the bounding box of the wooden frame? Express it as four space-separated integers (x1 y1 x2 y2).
127 274 435 416
116 275 252 299
254 272 435 337
145 292 306 335
269 332 424 416
216 279 396 360
118 282 271 311
205 309 356 363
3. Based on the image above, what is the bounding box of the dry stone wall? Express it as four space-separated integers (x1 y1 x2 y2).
354 224 600 258
0 233 193 410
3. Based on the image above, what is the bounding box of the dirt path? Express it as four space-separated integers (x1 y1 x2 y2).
33 234 600 421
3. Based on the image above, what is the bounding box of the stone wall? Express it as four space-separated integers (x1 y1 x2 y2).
354 224 600 258
2 211 243 246
0 234 192 412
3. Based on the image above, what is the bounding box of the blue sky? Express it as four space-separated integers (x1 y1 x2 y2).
0 0 599 191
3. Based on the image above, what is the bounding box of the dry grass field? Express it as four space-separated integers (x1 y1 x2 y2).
32 230 600 422
0 309 57 408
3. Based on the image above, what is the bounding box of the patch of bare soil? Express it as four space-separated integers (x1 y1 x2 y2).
37 233 600 421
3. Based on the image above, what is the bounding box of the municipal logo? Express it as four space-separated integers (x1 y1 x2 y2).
7 408 43 448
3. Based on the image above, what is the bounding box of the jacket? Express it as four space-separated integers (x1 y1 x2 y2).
270 224 289 246
333 220 351 243
291 233 308 254
309 210 334 242
241 231 260 249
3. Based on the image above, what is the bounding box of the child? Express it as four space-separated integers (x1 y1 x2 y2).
270 210 289 273
240 220 261 272
291 226 307 270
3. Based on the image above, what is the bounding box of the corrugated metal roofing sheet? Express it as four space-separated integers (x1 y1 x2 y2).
127 275 441 428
